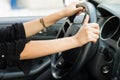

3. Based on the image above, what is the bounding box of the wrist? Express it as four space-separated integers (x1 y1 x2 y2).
72 36 83 47
59 9 67 18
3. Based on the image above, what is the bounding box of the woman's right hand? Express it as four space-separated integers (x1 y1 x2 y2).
61 0 85 17
73 15 100 47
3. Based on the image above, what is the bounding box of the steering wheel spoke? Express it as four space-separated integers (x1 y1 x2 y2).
56 19 73 38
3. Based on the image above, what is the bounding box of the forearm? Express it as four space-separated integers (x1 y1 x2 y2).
23 10 65 38
20 37 80 60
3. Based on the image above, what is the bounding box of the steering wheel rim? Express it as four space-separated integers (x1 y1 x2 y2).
51 2 97 79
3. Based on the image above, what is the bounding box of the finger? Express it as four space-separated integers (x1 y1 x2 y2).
91 32 99 39
91 38 98 44
76 4 85 12
88 34 99 43
90 27 100 35
83 14 89 25
75 7 84 13
76 6 84 10
89 23 100 29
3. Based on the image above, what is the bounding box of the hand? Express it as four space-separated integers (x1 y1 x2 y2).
62 0 85 17
73 15 100 47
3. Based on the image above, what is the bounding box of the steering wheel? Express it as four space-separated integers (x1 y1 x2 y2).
51 2 97 79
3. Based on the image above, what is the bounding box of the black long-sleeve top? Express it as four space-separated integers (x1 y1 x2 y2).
0 23 31 74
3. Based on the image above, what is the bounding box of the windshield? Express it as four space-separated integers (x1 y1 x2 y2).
0 0 64 17
93 0 120 4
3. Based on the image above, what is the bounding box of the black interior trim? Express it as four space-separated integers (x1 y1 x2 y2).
1 59 51 79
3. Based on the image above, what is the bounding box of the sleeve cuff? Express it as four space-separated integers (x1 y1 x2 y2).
6 39 32 74
13 23 26 40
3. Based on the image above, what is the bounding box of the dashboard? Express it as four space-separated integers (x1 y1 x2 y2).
98 3 120 49
88 2 120 80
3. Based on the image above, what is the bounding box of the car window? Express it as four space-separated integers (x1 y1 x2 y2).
0 0 64 17
93 0 120 4
63 0 87 6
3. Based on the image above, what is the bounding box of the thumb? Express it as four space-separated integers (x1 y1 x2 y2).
83 14 89 25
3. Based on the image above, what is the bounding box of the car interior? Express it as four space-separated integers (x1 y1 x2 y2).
0 0 120 80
